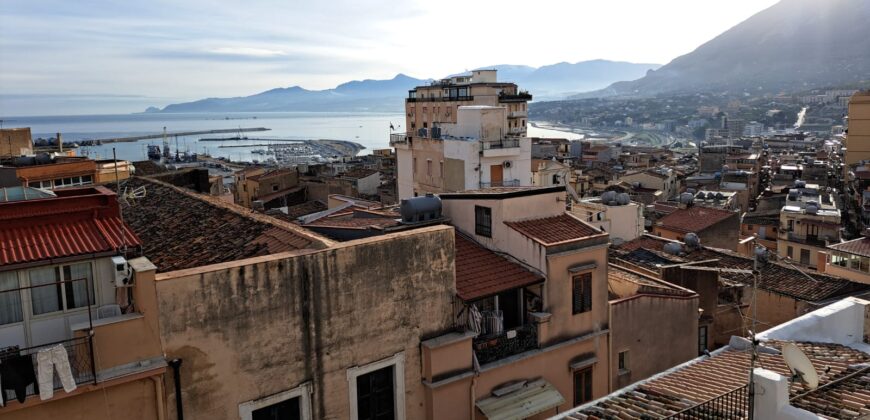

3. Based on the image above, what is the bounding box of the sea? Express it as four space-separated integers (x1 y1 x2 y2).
0 112 581 162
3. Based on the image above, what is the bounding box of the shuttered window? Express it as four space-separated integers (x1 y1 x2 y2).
572 273 592 314
475 206 492 238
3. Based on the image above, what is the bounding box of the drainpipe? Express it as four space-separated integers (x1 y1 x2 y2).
169 359 184 420
470 374 478 420
151 376 166 420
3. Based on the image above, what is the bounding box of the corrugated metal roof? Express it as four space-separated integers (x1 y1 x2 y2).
476 379 565 420
0 216 140 266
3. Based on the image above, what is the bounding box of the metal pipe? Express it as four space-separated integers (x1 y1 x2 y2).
169 359 184 420
151 376 166 420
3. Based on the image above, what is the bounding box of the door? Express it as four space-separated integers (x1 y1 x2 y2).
490 164 503 187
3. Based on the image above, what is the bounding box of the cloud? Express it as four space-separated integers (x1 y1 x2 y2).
206 47 288 58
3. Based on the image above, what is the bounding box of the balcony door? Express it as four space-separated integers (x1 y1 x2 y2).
490 165 503 186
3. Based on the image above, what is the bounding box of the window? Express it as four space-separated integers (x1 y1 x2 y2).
347 352 405 420
698 325 708 355
618 351 629 372
572 273 592 314
439 161 443 176
0 271 22 325
800 248 811 266
239 383 312 420
474 206 492 238
273 185 279 192
426 159 432 176
573 367 593 406
787 246 793 259
29 263 94 316
413 158 417 174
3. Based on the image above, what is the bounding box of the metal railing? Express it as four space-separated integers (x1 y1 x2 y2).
389 133 408 145
407 96 474 103
498 92 533 102
480 180 521 188
473 323 538 365
482 139 520 150
665 384 751 419
0 335 96 400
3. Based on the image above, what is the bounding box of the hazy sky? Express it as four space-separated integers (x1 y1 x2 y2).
0 0 779 114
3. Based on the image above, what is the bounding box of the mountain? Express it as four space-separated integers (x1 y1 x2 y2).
573 0 870 99
156 60 659 113
158 74 429 113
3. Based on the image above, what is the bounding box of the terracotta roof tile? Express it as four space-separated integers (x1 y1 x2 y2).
455 232 543 301
613 235 870 302
656 206 736 233
119 177 324 272
505 214 602 246
829 237 870 258
567 341 870 419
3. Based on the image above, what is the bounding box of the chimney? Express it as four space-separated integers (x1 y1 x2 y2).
57 132 63 153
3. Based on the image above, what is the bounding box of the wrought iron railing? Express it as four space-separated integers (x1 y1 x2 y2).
473 323 538 365
0 335 96 401
389 133 408 145
665 384 751 420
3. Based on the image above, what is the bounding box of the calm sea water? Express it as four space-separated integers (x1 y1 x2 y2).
1 112 578 162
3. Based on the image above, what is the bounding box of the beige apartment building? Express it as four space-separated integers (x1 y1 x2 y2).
233 167 300 208
777 181 842 267
844 90 870 166
392 70 533 199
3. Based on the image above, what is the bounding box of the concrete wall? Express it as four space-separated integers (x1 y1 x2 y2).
654 212 740 251
610 293 698 389
0 128 33 157
154 226 456 420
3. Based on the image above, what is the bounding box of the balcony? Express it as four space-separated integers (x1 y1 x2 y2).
406 96 474 103
389 133 409 147
778 230 830 247
507 111 528 119
482 138 521 157
0 336 95 402
473 323 538 365
498 92 533 103
480 179 521 188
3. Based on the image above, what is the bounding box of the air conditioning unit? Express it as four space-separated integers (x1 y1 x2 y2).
503 160 512 169
112 256 133 288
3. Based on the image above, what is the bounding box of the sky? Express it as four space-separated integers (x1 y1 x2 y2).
0 0 779 115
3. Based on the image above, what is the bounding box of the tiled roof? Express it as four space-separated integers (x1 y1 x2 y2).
0 186 140 266
304 216 399 229
0 216 139 266
505 214 602 246
829 237 870 258
455 232 543 301
563 341 870 420
118 177 326 272
248 168 295 182
256 186 304 204
132 160 166 176
283 201 328 219
656 206 736 233
613 235 870 302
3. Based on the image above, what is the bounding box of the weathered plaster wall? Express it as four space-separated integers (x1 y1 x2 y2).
154 226 456 420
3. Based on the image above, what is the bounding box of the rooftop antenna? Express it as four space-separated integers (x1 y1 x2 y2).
782 343 819 390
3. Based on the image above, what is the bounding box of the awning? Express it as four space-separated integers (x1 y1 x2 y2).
476 379 565 420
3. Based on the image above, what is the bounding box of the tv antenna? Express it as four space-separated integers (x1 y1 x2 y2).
782 343 819 390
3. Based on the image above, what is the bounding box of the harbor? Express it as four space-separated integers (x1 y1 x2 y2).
77 127 271 144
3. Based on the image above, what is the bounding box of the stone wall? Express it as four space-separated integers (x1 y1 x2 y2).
154 225 457 420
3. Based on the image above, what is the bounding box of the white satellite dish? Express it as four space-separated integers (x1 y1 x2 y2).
782 343 819 390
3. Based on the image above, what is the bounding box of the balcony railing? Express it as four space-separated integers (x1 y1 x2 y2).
389 133 408 145
665 384 750 419
473 323 538 365
482 139 520 150
407 96 474 103
498 92 533 102
0 336 96 402
480 180 521 188
507 111 528 118
778 231 830 247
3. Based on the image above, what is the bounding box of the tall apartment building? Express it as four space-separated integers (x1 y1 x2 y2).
777 181 842 267
391 70 533 199
845 91 870 166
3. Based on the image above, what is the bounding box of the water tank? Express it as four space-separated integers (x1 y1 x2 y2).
601 191 617 203
706 192 716 200
685 233 701 249
795 179 806 188
679 192 694 204
686 188 696 194
400 194 442 223
696 191 707 200
788 190 800 201
663 242 683 255
616 193 631 205
715 192 725 200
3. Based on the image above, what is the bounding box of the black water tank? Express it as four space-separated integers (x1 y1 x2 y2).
400 194 442 223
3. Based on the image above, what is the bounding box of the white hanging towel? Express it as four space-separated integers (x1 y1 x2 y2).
37 345 77 400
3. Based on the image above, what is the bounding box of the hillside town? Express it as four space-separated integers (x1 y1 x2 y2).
1 68 869 420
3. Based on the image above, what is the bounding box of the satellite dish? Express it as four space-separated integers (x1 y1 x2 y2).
782 343 819 390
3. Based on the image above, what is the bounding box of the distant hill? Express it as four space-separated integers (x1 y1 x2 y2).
159 74 429 113
156 60 659 113
573 0 870 99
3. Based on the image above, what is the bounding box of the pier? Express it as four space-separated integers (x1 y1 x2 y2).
80 127 271 144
